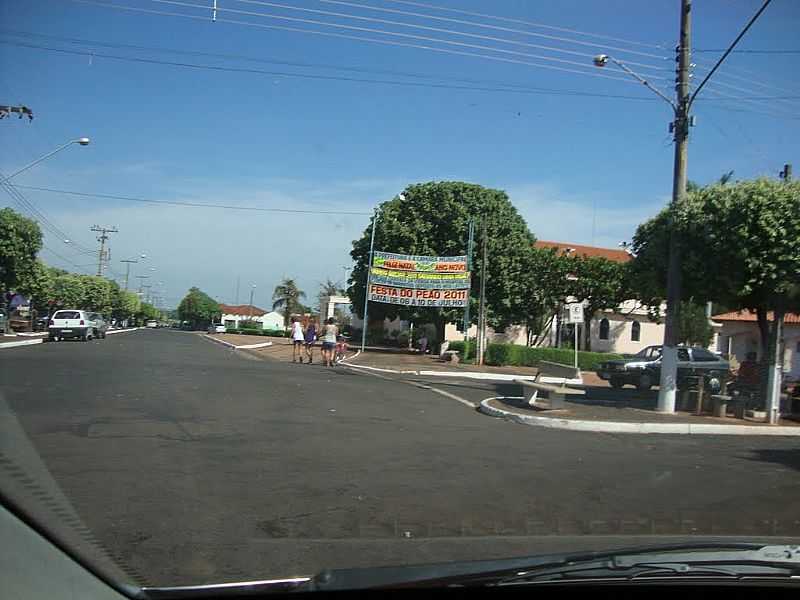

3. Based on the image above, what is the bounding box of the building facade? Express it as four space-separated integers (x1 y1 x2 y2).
218 304 284 330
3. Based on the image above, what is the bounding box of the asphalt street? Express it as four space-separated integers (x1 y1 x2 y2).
2 329 799 586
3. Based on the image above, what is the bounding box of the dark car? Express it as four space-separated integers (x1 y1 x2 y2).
597 345 730 392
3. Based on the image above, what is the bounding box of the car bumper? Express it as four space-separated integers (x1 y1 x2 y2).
49 327 89 339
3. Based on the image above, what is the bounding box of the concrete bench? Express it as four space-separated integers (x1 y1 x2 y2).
515 378 585 411
536 360 583 386
710 394 747 419
439 350 460 365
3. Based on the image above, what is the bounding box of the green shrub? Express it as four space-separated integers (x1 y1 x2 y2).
481 343 622 371
447 339 476 361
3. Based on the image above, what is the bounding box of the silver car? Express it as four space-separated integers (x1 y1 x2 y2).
88 313 109 339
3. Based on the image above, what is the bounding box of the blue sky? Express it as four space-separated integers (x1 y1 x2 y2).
1 0 798 309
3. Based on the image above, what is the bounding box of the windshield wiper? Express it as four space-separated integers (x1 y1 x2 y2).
498 545 800 585
302 543 800 590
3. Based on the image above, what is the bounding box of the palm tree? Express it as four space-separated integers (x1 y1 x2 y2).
317 278 343 312
272 278 306 327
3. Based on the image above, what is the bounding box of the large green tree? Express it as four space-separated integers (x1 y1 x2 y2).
273 278 306 326
514 247 570 346
1 208 42 296
177 287 220 328
348 182 536 344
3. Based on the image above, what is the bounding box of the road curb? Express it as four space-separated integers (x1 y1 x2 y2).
0 339 43 349
106 328 141 335
203 335 274 350
342 361 540 382
479 397 800 436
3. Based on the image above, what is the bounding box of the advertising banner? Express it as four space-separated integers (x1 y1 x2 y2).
368 251 471 308
368 284 469 308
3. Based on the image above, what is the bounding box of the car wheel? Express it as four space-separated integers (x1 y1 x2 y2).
636 373 654 391
609 376 625 389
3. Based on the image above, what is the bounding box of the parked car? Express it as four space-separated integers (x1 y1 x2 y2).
207 324 226 334
87 313 109 339
146 320 158 328
596 345 731 392
48 310 95 342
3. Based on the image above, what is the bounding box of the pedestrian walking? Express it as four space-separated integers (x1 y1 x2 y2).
304 320 317 364
290 316 305 362
321 317 338 367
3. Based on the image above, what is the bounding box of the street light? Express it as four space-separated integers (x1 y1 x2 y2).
120 253 148 291
5 137 91 180
249 284 256 320
592 48 688 414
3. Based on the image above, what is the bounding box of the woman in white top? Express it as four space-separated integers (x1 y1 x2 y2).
320 317 338 367
290 317 305 362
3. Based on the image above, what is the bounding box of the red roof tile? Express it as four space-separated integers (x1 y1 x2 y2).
712 310 800 324
219 303 269 317
534 240 632 263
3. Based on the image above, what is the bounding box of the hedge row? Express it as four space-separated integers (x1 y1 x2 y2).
224 328 288 337
447 341 621 371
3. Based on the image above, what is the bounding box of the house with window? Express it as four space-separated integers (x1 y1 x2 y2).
712 311 800 381
444 241 667 354
218 304 285 331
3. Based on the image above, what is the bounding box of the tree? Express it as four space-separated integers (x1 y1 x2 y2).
177 287 220 329
272 278 306 327
566 255 629 351
317 278 342 313
678 300 714 347
514 247 570 346
15 260 55 315
348 181 535 345
0 208 42 296
631 178 800 411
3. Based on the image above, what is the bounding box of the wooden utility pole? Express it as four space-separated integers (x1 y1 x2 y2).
90 225 118 276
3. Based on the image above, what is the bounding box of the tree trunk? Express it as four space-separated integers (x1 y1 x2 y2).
583 309 593 352
756 306 771 405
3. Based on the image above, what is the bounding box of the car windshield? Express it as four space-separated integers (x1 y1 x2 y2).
1 0 798 593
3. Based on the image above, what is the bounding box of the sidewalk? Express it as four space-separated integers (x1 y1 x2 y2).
481 396 800 435
346 347 542 377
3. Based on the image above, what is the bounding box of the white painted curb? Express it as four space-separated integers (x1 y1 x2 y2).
106 328 141 335
15 332 48 338
343 360 542 383
204 335 273 350
479 397 800 436
0 339 43 349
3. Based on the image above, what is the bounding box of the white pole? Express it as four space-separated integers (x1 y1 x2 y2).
360 209 378 353
574 321 578 369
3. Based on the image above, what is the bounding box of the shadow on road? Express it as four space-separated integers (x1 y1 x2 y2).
744 449 800 472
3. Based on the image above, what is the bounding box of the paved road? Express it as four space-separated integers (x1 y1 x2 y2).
2 330 799 586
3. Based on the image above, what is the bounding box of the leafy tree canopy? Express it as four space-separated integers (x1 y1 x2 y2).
0 207 42 295
178 287 220 327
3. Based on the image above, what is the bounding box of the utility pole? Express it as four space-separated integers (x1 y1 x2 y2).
121 259 137 291
477 218 488 366
90 225 118 277
656 0 692 414
462 219 475 347
235 276 240 305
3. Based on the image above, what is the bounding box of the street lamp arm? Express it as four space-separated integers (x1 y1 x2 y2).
5 138 91 180
609 57 677 111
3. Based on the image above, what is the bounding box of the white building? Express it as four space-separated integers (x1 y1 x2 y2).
712 311 800 380
219 304 285 330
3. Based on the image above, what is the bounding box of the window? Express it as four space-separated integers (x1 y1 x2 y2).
599 318 609 340
630 320 641 342
678 348 691 361
692 348 718 362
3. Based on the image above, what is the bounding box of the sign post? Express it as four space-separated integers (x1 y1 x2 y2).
566 302 584 369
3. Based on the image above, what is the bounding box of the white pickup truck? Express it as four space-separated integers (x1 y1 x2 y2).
48 310 95 342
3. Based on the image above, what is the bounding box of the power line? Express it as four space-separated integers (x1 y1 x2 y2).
0 28 664 96
1 174 97 254
14 184 374 215
361 0 667 52
695 48 800 54
75 0 646 84
5 38 796 117
149 0 666 79
1 39 666 101
233 0 670 72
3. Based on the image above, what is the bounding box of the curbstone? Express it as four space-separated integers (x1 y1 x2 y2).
0 339 43 349
479 397 800 436
203 335 273 350
106 328 141 335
